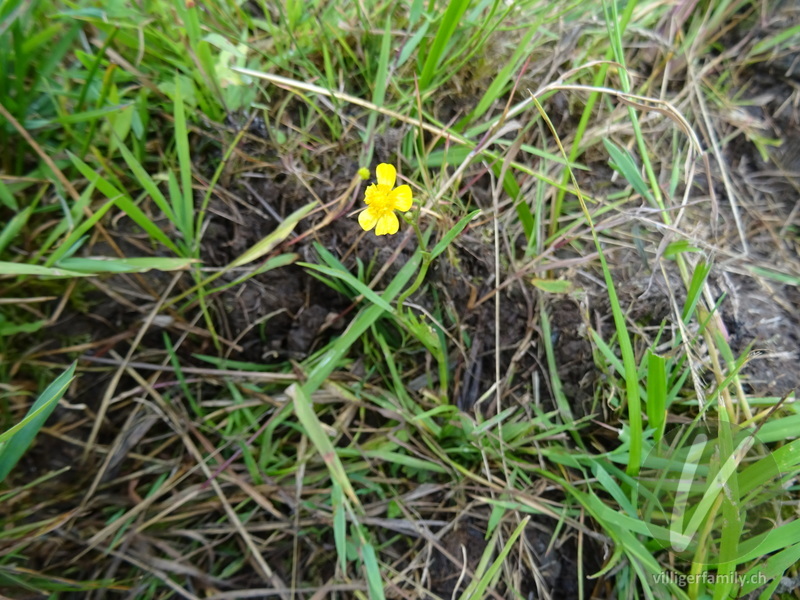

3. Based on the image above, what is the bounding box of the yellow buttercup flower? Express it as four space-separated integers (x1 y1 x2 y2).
358 163 413 236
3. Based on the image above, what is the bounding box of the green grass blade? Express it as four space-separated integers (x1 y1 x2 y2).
0 261 88 278
0 178 19 210
0 362 77 483
362 15 392 166
115 138 176 225
418 0 471 90
457 516 529 600
67 152 180 254
55 256 194 274
646 350 667 446
0 204 32 255
603 138 654 204
287 384 359 506
173 76 195 245
682 260 712 323
360 537 386 600
430 209 480 259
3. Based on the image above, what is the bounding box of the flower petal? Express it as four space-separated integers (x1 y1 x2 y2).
375 163 396 188
375 212 399 236
363 183 379 204
388 185 413 212
358 207 379 231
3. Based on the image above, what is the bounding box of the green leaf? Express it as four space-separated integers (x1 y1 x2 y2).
287 384 359 506
419 0 471 89
116 137 176 224
682 260 712 323
0 178 19 210
332 482 347 573
603 138 653 203
361 538 386 600
646 350 667 445
68 152 180 254
0 362 77 483
173 75 195 243
531 278 571 293
458 516 529 600
55 256 195 274
430 209 480 259
0 205 32 255
0 261 88 278
0 317 47 336
229 202 315 268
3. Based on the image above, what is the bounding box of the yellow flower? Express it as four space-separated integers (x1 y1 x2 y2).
358 163 413 236
357 167 371 180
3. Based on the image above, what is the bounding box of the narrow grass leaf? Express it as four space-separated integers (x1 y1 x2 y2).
173 76 195 244
0 262 87 278
459 25 536 126
740 541 800 594
287 384 359 506
430 209 480 259
205 253 298 296
302 246 424 393
682 260 712 323
531 278 571 293
44 199 113 266
419 0 471 90
68 152 179 253
332 482 347 573
0 362 76 482
361 538 386 600
458 516 529 600
603 139 653 204
646 350 667 445
0 178 18 210
539 307 575 423
229 202 315 268
362 15 392 165
751 24 800 55
116 138 176 224
0 318 47 336
0 205 32 255
56 256 194 274
747 266 800 286
23 103 132 129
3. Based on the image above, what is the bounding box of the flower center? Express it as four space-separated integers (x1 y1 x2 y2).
366 184 394 213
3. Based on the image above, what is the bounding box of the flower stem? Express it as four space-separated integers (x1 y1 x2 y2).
396 210 430 312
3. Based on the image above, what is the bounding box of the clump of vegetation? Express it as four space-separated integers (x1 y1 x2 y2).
1 1 799 599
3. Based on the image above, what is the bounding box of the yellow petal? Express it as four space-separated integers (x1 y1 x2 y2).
389 185 413 212
375 212 399 235
375 163 396 188
358 207 379 231
363 184 379 204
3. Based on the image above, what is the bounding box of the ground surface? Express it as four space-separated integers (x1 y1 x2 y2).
1 1 799 599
